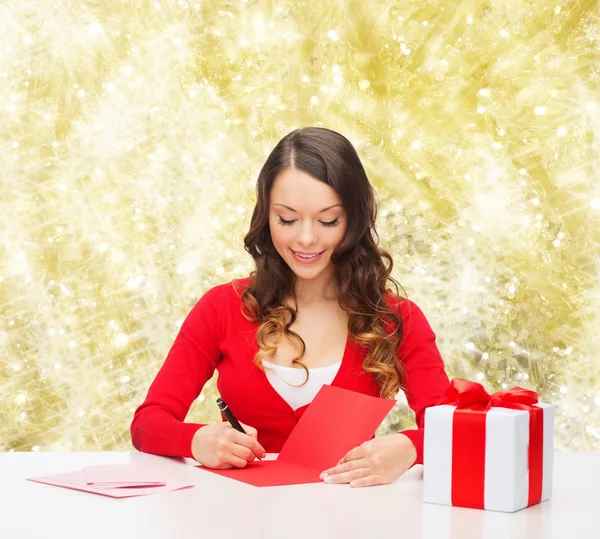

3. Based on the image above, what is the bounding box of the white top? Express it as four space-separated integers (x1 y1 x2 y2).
1 451 597 539
262 359 342 410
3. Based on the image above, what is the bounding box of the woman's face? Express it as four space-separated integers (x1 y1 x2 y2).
268 167 347 284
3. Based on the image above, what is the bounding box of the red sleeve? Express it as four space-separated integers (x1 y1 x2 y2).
130 285 224 459
395 299 450 465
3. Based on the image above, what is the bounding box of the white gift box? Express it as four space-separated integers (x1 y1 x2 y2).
423 402 554 512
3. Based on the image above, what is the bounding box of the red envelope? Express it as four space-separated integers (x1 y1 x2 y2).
201 384 396 487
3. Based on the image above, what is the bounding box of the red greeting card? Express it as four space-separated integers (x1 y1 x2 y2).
201 385 395 487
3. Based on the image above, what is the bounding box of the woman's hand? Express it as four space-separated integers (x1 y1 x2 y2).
191 422 266 469
319 433 417 487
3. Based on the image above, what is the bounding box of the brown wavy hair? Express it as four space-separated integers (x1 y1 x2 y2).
238 127 407 399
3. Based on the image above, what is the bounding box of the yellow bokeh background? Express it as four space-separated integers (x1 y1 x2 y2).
1 0 599 452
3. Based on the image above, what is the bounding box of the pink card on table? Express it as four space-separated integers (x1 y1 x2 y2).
82 465 166 487
201 384 396 487
27 466 193 498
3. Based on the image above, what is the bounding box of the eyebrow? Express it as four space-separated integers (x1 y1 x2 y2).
273 203 343 213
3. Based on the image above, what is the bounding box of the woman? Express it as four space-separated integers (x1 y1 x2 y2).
131 127 450 487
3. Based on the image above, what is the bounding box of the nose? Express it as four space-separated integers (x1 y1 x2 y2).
297 220 319 248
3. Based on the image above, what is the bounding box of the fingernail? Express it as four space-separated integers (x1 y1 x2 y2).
323 476 332 483
350 481 356 487
261 453 266 458
319 472 328 480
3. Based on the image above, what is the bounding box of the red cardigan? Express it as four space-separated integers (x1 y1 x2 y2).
131 277 450 465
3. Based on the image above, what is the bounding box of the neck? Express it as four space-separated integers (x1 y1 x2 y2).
293 270 339 306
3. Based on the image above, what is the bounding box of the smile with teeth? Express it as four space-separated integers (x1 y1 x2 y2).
291 249 324 261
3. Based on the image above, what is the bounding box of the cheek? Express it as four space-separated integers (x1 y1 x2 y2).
268 220 289 246
329 225 347 245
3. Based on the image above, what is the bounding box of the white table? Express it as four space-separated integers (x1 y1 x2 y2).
0 451 597 539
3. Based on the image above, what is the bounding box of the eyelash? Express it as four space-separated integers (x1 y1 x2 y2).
277 217 340 228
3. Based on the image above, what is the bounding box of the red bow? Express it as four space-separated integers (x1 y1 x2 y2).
437 378 539 411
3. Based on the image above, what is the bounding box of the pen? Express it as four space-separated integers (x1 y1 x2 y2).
216 397 246 434
216 397 262 461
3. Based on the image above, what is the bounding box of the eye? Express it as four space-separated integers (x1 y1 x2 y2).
277 217 341 227
277 217 296 226
321 219 340 227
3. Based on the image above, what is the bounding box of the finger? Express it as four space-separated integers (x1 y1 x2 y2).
231 431 266 459
216 448 248 470
337 444 368 466
321 457 369 477
323 444 368 474
231 442 258 463
349 475 387 488
223 452 250 469
239 422 258 440
322 467 370 485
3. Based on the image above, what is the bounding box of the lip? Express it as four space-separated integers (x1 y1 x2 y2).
292 250 324 255
290 249 325 264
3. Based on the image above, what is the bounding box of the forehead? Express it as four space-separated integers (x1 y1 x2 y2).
270 168 342 209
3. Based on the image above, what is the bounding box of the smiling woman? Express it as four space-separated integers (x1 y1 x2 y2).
131 127 450 486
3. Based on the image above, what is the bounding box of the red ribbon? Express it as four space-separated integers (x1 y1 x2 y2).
436 379 544 509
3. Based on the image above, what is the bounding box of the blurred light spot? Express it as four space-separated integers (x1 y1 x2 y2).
327 30 339 41
126 275 145 289
115 333 129 347
89 23 103 36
